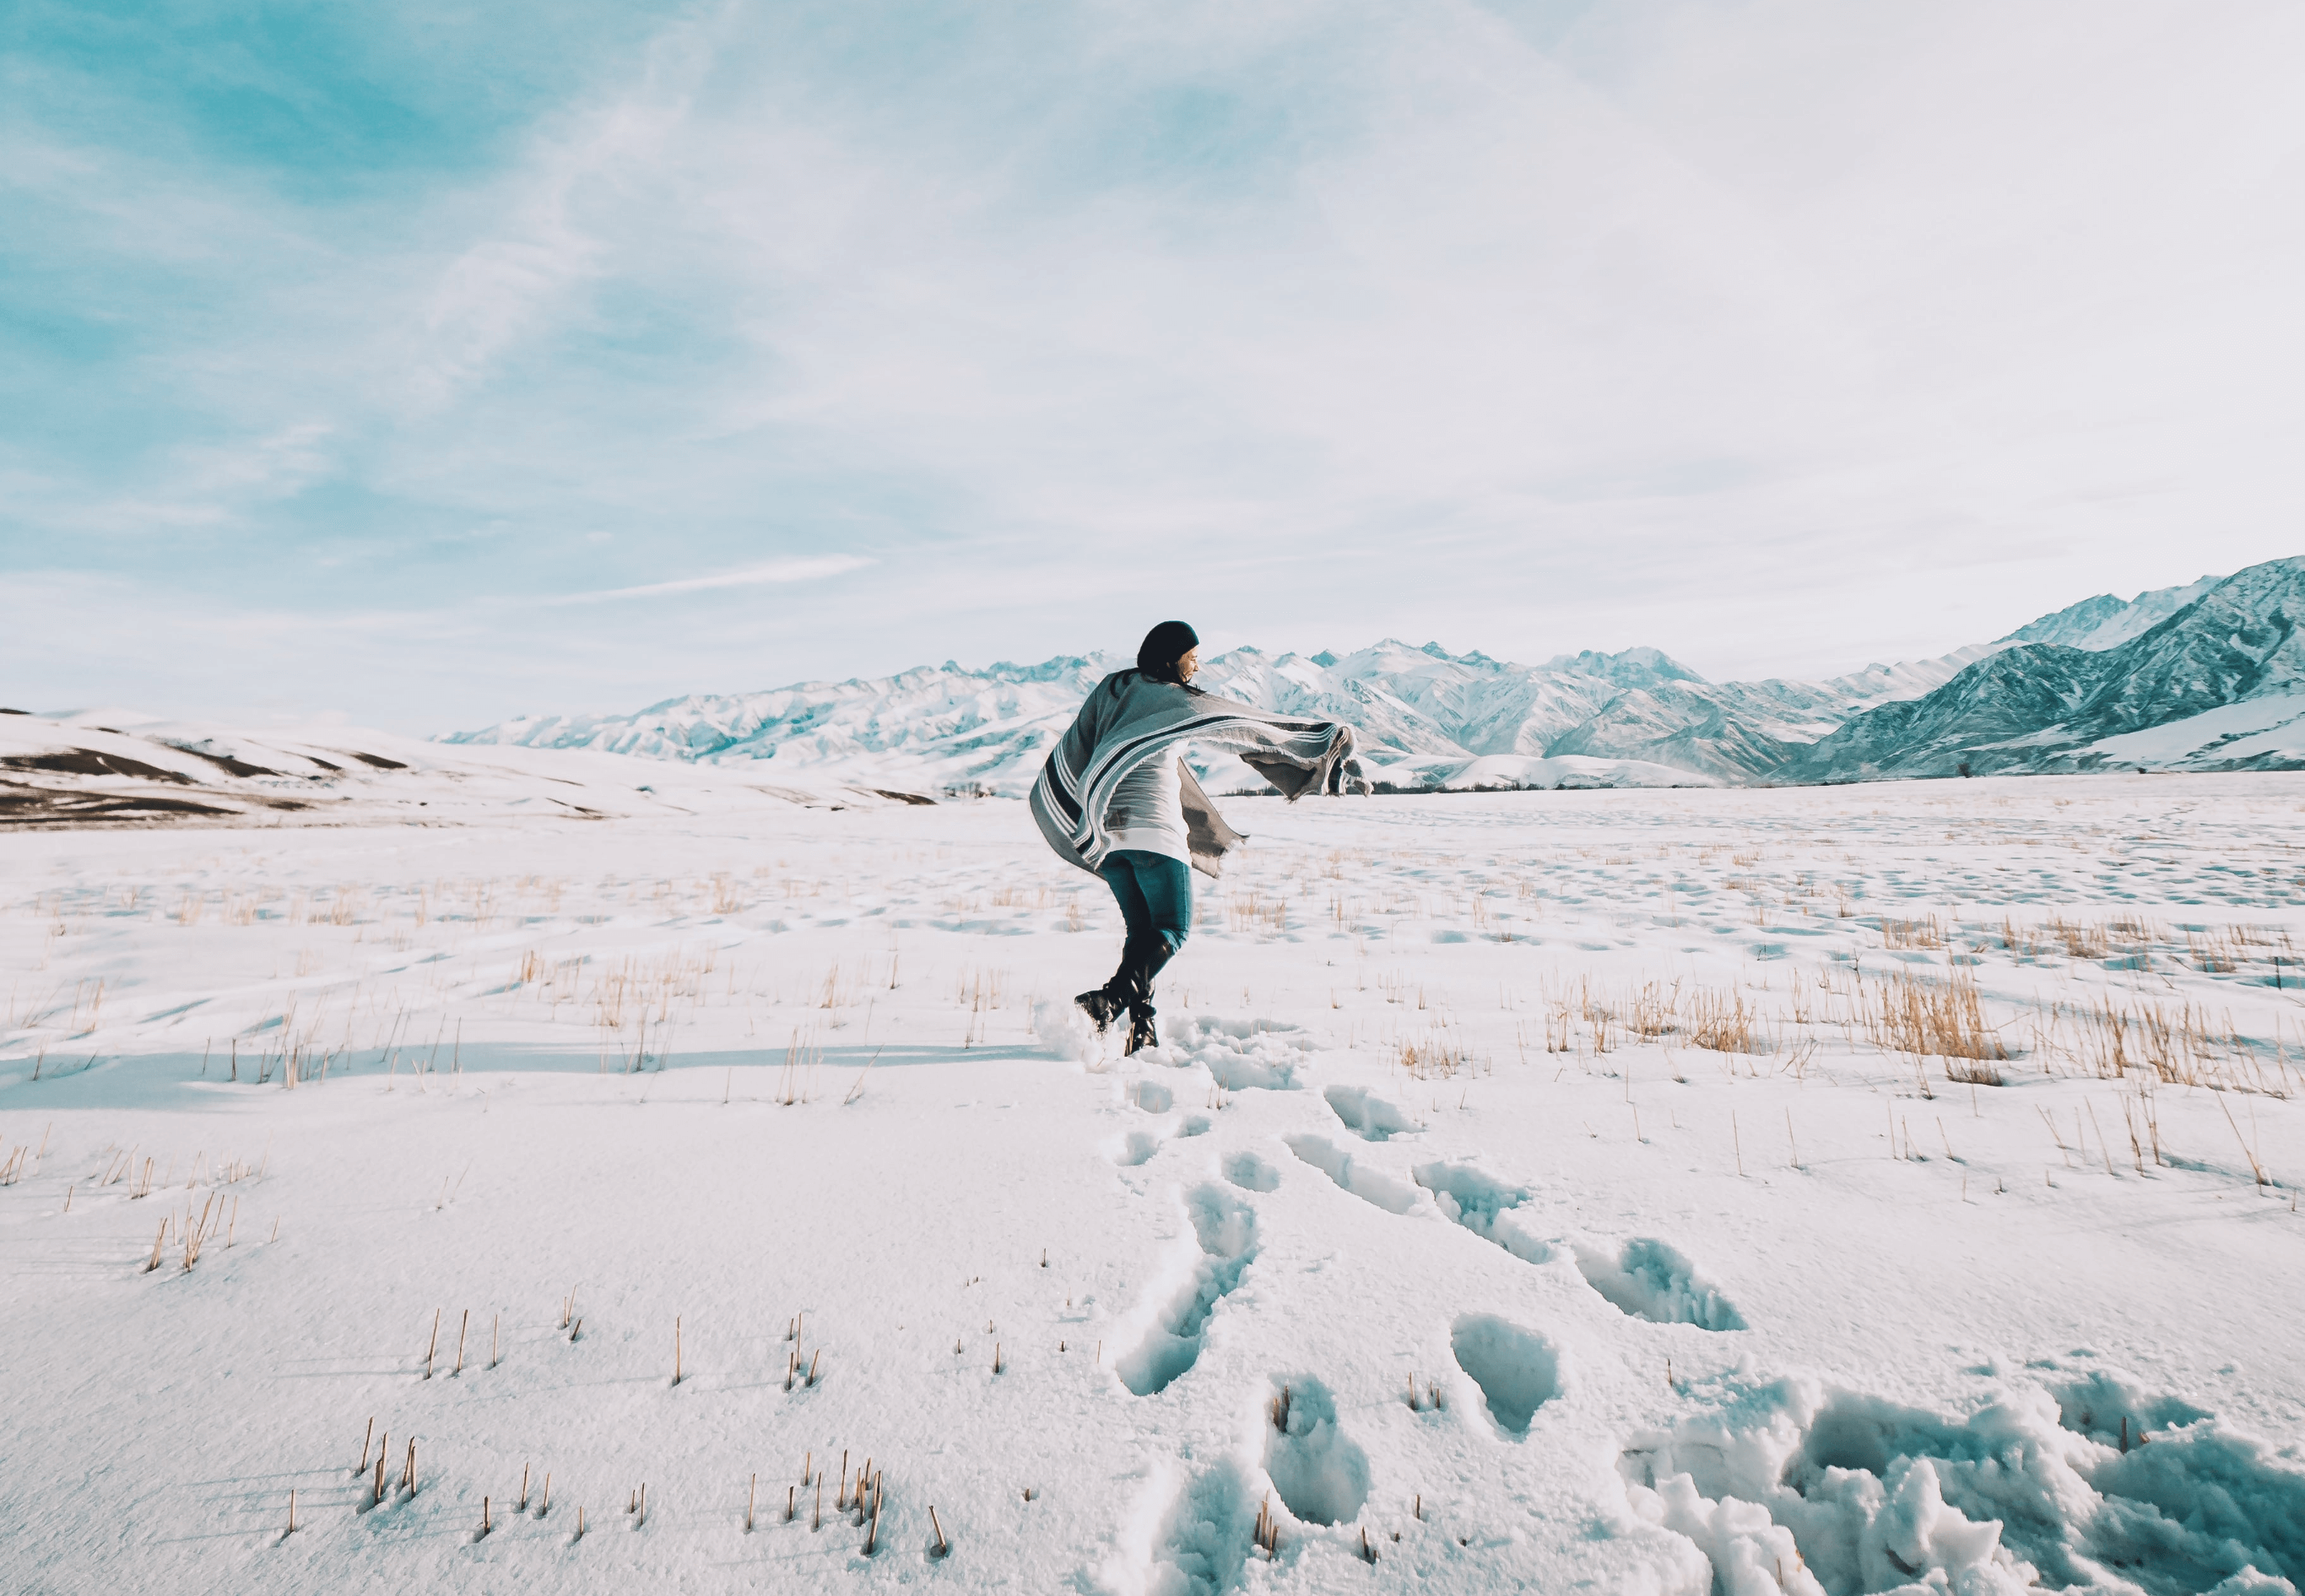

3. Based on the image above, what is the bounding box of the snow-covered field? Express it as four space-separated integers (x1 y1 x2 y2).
3 776 2302 1593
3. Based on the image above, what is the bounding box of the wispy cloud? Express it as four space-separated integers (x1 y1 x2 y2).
538 555 874 604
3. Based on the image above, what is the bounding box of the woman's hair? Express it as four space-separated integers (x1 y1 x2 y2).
1136 620 1200 685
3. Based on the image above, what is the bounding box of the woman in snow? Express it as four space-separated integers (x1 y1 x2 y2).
1031 620 1368 1054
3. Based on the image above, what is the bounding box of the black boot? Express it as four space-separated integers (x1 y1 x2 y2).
1079 932 1149 1035
1074 982 1124 1034
1123 1009 1159 1056
1118 937 1179 1057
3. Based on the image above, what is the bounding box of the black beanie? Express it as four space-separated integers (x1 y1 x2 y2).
1137 620 1200 684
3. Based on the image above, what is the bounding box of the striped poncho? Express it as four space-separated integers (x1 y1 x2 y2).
1031 670 1367 879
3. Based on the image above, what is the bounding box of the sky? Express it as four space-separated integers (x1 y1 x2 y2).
6 0 2304 732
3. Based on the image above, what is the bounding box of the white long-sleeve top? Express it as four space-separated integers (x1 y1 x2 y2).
1103 753 1189 863
1102 725 1287 864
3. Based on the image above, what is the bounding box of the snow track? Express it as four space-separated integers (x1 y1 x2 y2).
3 776 2303 1593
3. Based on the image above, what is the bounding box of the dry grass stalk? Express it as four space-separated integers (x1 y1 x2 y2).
2046 915 2110 960
776 1028 821 1105
1687 988 1759 1054
2086 1102 2117 1177
1254 1493 1282 1557
181 1193 216 1269
1393 1031 1473 1079
1880 915 1946 950
2218 1095 2270 1189
1869 971 2005 1073
2037 995 2275 1095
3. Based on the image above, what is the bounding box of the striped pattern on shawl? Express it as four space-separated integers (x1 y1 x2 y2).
1031 670 1366 879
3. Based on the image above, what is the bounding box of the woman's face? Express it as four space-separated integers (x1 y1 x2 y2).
1177 647 1199 683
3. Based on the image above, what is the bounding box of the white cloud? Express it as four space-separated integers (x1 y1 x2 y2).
539 555 875 604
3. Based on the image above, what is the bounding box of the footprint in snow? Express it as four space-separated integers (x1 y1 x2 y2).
1128 1079 1174 1113
1413 1160 1555 1265
1112 1128 1163 1168
1323 1083 1416 1141
1142 1458 1258 1594
1572 1237 1745 1330
1113 1184 1259 1398
1262 1376 1371 1527
1284 1133 1422 1215
1223 1150 1280 1193
1450 1313 1564 1438
1412 1160 1743 1327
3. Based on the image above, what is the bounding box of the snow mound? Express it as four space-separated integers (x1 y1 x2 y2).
1620 1375 2305 1596
1150 1014 1315 1090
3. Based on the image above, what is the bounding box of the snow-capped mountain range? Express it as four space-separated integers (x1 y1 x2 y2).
446 558 2305 793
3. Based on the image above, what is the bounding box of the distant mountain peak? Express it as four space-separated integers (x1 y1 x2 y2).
1797 558 2305 779
1539 647 1708 687
2000 575 2223 651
